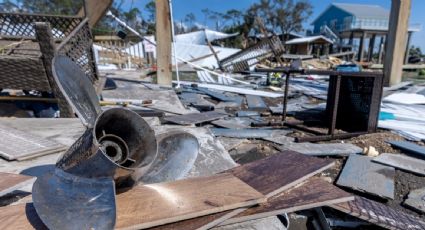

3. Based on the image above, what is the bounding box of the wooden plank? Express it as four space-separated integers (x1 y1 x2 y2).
277 143 363 156
155 0 172 86
77 0 113 27
115 173 264 229
245 95 268 111
153 151 335 230
372 153 425 176
210 128 292 139
330 196 425 230
336 154 395 199
220 177 354 225
163 111 228 125
0 173 263 230
0 203 47 230
0 125 66 161
0 173 35 197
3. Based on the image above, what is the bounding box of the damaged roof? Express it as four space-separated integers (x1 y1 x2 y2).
285 35 334 45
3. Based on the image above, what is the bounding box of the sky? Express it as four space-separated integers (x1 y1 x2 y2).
121 0 424 50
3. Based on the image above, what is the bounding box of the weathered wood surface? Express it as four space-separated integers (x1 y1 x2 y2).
118 173 265 230
211 117 253 129
336 154 395 199
0 173 35 197
0 124 66 161
229 151 335 198
330 196 425 230
210 128 292 139
220 177 354 225
153 151 335 230
0 174 264 230
164 111 228 125
373 153 425 176
404 187 425 214
0 203 47 230
277 142 363 156
245 95 268 111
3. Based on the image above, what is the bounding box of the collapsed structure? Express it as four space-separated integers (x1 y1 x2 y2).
0 1 424 230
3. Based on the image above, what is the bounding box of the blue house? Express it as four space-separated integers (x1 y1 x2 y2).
311 3 420 63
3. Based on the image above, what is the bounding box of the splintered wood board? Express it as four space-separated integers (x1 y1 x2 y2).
220 177 354 225
0 172 35 197
0 125 66 160
152 151 335 230
116 173 265 229
330 196 425 230
0 173 263 230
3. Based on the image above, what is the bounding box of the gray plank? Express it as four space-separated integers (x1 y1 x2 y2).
0 125 66 161
277 143 362 156
236 111 261 117
372 153 425 176
404 187 425 213
387 140 425 157
163 111 228 125
246 95 268 111
211 117 254 129
336 154 395 199
210 128 292 139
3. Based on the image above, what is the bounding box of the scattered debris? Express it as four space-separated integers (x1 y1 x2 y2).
404 187 425 214
163 111 228 125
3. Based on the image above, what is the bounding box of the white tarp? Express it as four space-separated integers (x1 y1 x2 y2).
176 29 239 45
383 93 425 105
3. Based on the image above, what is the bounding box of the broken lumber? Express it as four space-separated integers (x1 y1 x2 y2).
152 151 335 229
220 177 354 225
330 196 425 230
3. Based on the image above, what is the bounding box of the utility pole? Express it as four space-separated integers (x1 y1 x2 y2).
384 0 411 86
155 0 172 86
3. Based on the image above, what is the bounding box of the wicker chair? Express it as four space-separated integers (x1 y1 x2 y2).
0 12 99 117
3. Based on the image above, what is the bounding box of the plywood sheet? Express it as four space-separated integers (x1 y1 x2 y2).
0 125 65 160
115 173 264 229
163 111 227 125
330 196 425 230
220 177 354 225
0 172 35 197
373 153 425 176
336 154 395 199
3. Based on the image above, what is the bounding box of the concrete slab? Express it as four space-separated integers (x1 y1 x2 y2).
373 153 425 176
336 154 395 199
404 187 425 213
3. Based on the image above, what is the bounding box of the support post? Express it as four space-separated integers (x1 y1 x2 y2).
358 31 366 62
378 36 385 64
35 23 74 117
384 0 411 86
155 0 172 86
404 31 412 64
368 34 376 62
77 0 113 27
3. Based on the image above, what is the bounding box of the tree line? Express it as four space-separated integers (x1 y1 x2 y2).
0 0 313 48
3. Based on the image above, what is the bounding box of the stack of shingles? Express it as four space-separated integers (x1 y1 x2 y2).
331 140 425 229
0 151 356 230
